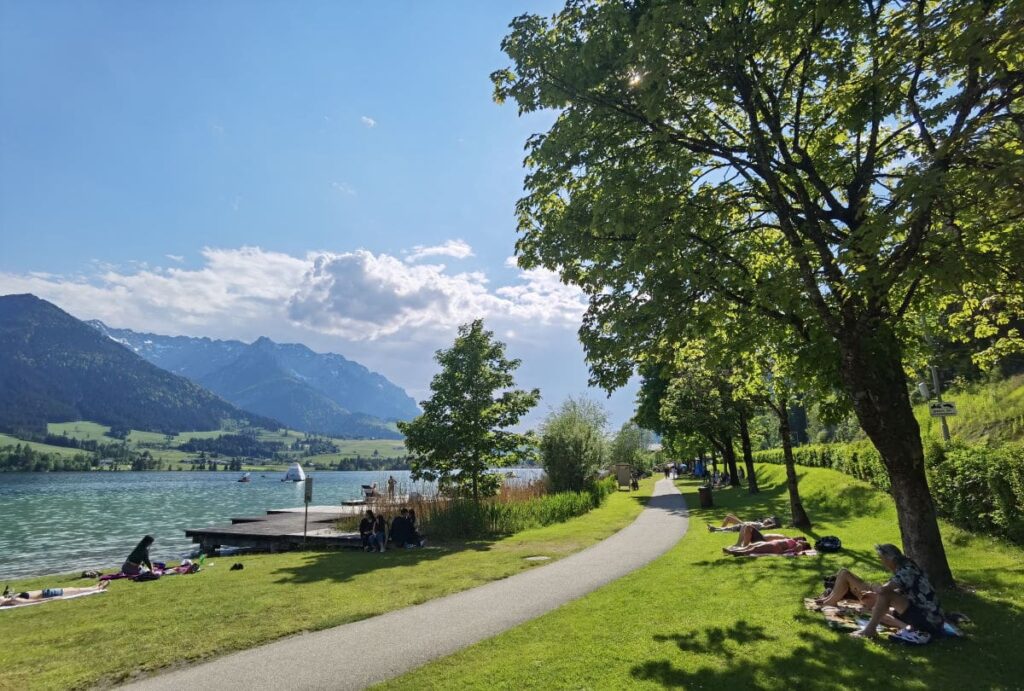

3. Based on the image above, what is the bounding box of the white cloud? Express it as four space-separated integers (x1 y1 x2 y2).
360 116 377 128
0 245 639 429
165 254 184 263
405 239 474 262
331 181 356 196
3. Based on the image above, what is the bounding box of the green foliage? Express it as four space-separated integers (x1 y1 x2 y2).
539 397 607 492
423 479 616 540
398 320 540 501
755 440 1024 544
608 422 654 472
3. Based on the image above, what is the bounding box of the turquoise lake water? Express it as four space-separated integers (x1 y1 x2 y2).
0 469 536 582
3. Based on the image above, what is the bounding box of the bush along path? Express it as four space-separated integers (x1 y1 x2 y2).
124 479 688 691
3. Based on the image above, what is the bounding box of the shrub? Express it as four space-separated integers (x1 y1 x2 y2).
754 440 1024 544
540 397 608 492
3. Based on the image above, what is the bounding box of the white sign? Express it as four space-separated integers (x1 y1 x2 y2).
929 402 957 418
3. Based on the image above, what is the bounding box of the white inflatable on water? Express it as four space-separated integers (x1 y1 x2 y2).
283 463 306 482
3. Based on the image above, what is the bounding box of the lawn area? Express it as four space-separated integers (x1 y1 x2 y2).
0 434 81 458
382 465 1024 691
0 479 652 690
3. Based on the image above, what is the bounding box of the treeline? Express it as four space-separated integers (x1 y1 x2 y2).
327 456 410 471
178 434 285 458
0 444 167 472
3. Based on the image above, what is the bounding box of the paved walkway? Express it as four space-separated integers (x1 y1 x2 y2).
125 479 688 691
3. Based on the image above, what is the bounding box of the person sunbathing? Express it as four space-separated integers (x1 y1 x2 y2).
724 535 810 556
707 513 780 533
729 522 787 547
1 581 109 607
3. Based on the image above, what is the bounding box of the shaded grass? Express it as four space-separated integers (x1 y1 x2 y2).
381 465 1024 691
0 479 652 690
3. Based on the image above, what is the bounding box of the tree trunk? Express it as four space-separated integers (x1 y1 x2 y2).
709 447 718 476
722 436 740 486
472 470 479 503
776 402 812 530
839 326 954 588
738 410 759 494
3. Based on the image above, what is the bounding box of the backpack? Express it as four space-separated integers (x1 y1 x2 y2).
815 536 842 552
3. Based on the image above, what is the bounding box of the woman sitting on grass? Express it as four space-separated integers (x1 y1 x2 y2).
724 535 810 556
122 535 155 575
1 581 109 607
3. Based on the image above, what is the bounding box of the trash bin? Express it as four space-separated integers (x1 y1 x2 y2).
698 485 713 508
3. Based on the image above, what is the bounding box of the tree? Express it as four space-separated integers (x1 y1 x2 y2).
495 0 1024 585
398 320 540 501
539 396 608 492
608 421 650 472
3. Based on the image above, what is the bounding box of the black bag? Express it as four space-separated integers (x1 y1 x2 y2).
134 570 161 581
815 536 842 552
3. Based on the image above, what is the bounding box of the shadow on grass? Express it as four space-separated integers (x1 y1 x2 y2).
632 590 1024 690
269 540 492 585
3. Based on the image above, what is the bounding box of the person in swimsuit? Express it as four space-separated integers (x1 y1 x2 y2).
1 581 109 606
724 536 810 556
707 514 780 533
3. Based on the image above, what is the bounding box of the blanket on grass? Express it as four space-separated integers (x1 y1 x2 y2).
1 589 106 610
803 598 966 644
100 563 198 582
743 548 818 558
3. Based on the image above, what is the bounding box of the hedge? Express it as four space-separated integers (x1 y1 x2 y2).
753 440 1024 544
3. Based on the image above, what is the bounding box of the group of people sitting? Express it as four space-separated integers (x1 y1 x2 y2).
710 513 952 640
359 508 425 552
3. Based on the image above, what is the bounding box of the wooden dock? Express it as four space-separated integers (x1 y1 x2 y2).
184 507 365 554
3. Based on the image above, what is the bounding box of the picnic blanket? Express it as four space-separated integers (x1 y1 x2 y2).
743 548 818 558
1 589 106 610
100 563 199 582
803 598 966 644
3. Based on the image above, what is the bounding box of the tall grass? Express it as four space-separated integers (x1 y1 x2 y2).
914 373 1024 443
418 477 616 540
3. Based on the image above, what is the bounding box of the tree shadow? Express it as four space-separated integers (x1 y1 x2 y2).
631 597 1021 690
269 540 491 585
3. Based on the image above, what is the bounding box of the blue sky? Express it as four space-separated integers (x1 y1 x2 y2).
0 0 638 429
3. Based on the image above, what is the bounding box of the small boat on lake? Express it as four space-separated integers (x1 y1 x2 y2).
282 463 306 483
238 472 251 483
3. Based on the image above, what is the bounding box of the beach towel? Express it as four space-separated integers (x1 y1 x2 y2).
802 598 965 643
742 549 818 558
1 589 106 610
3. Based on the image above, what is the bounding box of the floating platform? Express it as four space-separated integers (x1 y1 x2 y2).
185 507 363 554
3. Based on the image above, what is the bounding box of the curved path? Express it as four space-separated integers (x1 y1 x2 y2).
125 479 688 690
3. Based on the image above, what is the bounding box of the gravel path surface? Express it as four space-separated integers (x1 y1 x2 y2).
124 478 688 690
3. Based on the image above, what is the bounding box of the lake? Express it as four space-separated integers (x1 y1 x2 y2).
0 469 542 582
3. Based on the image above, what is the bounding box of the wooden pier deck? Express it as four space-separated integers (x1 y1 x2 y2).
184 507 364 554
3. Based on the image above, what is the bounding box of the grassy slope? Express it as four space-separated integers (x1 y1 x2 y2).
0 479 652 690
0 434 82 458
914 374 1024 444
383 466 1024 691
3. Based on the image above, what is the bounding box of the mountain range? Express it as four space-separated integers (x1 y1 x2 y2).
0 294 276 434
88 322 418 439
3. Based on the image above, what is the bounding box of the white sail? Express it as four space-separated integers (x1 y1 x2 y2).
283 463 306 482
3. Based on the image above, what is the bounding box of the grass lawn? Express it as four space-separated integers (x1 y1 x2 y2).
382 465 1024 691
0 479 652 690
0 434 82 458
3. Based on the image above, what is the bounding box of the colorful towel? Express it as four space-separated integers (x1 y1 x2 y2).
1 589 106 610
743 549 818 558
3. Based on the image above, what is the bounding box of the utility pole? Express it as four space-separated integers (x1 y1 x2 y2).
930 364 951 442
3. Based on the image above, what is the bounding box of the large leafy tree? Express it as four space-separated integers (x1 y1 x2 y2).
539 396 608 491
398 320 540 501
495 0 1024 586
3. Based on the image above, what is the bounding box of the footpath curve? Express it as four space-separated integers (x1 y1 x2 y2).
125 478 688 691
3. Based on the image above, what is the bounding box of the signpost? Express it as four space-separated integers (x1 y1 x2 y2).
929 401 958 418
303 477 313 543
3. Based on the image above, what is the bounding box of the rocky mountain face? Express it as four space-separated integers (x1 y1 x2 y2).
0 294 276 434
89 322 418 439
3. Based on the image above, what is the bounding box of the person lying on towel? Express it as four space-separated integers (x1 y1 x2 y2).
724 535 810 556
1 581 109 607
